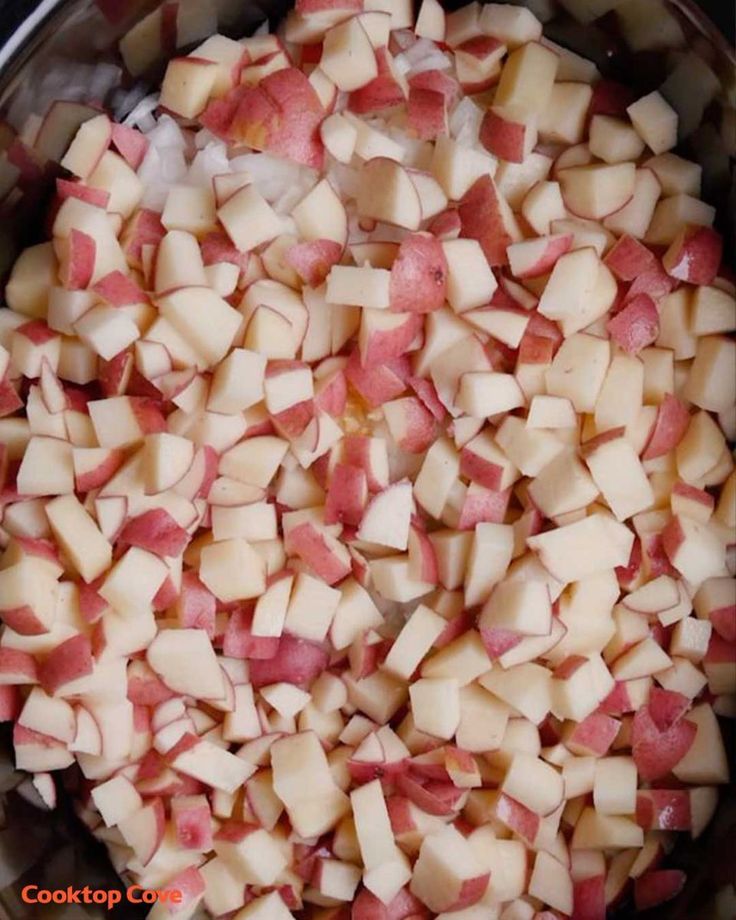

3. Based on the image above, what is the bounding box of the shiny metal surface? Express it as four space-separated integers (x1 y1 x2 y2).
0 1 732 917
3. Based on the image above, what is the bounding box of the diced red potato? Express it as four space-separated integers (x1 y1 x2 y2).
0 3 732 916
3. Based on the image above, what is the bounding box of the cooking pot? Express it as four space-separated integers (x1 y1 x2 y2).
0 1 732 917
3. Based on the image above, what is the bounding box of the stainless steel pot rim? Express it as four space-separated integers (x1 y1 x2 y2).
0 0 65 73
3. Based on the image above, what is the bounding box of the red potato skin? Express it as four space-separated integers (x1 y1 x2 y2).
200 231 250 272
634 870 686 911
627 264 676 300
161 866 205 908
38 634 94 695
0 686 20 722
387 794 419 834
459 176 514 266
0 374 23 417
395 773 465 817
456 485 511 529
207 67 325 170
351 886 430 920
409 376 445 421
408 70 460 107
351 635 391 679
99 349 133 397
213 820 260 844
390 397 436 454
459 447 504 491
56 178 110 209
643 533 677 579
661 515 688 571
249 634 329 689
407 87 447 141
409 522 439 583
636 789 691 831
345 351 411 407
129 397 167 434
709 605 736 642
348 49 406 115
222 606 279 660
0 647 38 682
60 229 95 290
315 368 348 418
433 612 474 649
13 722 66 749
78 578 108 624
349 757 409 785
296 0 362 13
599 680 634 716
526 310 563 348
389 233 448 314
121 209 166 270
176 571 216 638
361 313 423 369
127 668 175 707
663 225 723 286
604 234 657 281
631 703 697 781
171 797 213 850
287 520 352 585
554 655 588 680
110 123 149 170
342 435 388 492
672 479 714 511
441 873 491 912
0 605 50 637
495 793 540 843
588 80 636 119
138 798 166 866
324 463 368 526
14 536 62 567
271 398 315 439
155 575 180 612
648 687 691 732
286 239 342 286
704 631 736 664
641 394 690 461
480 626 522 658
517 333 555 367
565 712 620 756
92 270 148 306
428 208 462 241
509 234 573 280
606 293 659 354
480 109 529 164
572 874 606 920
118 509 190 558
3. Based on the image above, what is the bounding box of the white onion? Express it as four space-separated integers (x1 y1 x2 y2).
122 92 160 129
450 96 484 147
88 63 123 105
187 141 230 187
144 113 187 151
384 127 429 168
137 145 187 210
396 38 453 77
393 55 412 77
230 152 316 206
